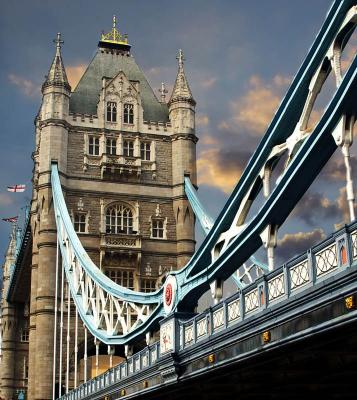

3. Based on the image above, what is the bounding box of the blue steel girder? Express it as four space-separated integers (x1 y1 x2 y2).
184 176 268 287
51 0 357 344
184 177 214 234
177 56 357 309
184 0 357 280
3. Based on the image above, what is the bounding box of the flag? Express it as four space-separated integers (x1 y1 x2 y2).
2 216 18 223
7 184 26 193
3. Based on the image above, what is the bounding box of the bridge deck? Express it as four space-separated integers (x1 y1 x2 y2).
61 222 357 400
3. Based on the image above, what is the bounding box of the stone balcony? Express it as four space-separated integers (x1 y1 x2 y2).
100 233 142 252
100 154 157 179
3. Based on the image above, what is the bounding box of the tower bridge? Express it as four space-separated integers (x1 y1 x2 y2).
0 0 356 399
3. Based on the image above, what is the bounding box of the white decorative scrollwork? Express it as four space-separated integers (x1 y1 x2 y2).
268 273 285 301
227 299 240 322
315 243 338 276
290 260 310 290
212 308 225 330
184 324 194 345
196 318 208 338
245 288 259 313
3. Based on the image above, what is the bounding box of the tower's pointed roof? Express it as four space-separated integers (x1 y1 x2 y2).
169 49 196 106
69 17 169 122
42 33 71 92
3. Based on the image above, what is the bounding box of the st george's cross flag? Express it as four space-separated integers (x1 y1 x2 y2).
7 184 26 193
2 216 18 223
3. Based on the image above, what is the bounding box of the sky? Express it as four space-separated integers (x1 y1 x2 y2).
0 0 356 289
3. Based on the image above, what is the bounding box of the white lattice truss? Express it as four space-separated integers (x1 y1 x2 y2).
234 259 266 288
57 218 159 337
213 6 357 268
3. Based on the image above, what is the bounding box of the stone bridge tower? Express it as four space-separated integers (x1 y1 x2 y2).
0 18 197 400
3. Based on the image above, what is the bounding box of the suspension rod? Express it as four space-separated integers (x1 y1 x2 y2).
74 309 78 388
66 283 70 393
52 239 59 400
59 259 65 397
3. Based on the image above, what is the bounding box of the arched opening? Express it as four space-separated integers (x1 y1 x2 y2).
105 203 134 234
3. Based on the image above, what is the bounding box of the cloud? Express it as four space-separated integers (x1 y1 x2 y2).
200 77 217 89
8 64 87 96
8 74 40 98
320 154 357 183
66 64 86 90
196 114 210 127
200 134 218 146
292 191 340 226
229 75 291 135
197 148 250 193
336 186 351 224
0 193 14 207
341 44 356 74
276 228 326 262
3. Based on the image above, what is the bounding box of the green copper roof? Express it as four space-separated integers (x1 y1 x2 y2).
69 49 169 122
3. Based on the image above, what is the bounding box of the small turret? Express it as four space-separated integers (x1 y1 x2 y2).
38 33 70 176
42 33 71 92
169 50 197 268
168 49 196 133
41 33 71 121
3 225 17 280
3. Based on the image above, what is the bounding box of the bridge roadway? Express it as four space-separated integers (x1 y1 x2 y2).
61 222 357 400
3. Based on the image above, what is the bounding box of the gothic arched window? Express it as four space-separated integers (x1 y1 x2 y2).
107 101 117 122
106 204 133 234
123 103 134 124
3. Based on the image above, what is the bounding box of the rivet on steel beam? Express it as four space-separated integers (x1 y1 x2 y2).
262 330 271 344
345 295 356 310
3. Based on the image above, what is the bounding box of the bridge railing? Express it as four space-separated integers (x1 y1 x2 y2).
179 222 357 349
61 222 357 400
66 341 160 400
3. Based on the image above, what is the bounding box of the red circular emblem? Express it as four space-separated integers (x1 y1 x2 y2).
165 283 173 306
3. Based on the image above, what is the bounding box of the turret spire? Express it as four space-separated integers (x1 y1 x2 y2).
42 32 71 92
168 49 195 106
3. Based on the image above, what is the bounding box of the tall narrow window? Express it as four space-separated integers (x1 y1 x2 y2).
123 103 134 124
140 142 151 160
106 204 133 234
21 328 29 342
106 138 116 155
123 140 134 157
74 214 86 233
152 219 164 238
105 269 134 290
106 101 117 122
88 136 100 156
140 279 157 293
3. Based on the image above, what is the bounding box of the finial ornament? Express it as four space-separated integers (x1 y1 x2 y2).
101 15 128 45
176 49 185 68
53 32 64 50
158 82 168 103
